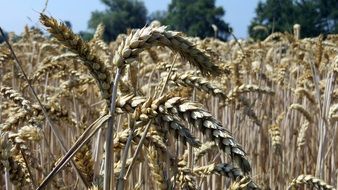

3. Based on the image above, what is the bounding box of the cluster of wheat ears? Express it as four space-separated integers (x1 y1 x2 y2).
0 14 337 190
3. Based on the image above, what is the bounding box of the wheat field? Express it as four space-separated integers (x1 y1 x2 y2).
0 14 337 190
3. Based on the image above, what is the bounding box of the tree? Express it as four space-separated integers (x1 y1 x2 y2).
249 0 296 40
148 10 167 24
78 31 93 41
315 0 338 33
293 0 321 37
249 0 338 40
0 29 8 43
64 21 72 29
88 0 147 42
163 0 232 40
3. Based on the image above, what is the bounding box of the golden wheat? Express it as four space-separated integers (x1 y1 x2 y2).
1 19 337 190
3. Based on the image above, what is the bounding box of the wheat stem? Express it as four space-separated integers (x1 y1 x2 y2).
104 68 122 190
123 120 152 180
116 116 135 190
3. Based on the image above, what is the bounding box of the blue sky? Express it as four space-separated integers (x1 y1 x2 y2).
0 0 262 39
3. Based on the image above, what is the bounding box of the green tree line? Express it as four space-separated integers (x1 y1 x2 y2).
249 0 338 40
81 0 338 42
84 0 231 41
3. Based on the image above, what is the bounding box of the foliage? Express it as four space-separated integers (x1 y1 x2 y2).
78 31 93 41
64 21 72 29
249 0 295 40
163 0 232 40
148 10 167 24
314 0 338 33
249 0 338 40
88 0 147 42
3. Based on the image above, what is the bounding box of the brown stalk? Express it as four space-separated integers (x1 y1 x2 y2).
116 115 136 190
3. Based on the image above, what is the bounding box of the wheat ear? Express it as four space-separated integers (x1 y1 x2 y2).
113 127 171 159
0 132 30 188
193 141 217 162
297 121 309 150
1 86 32 112
31 53 78 81
116 94 251 173
288 174 336 190
0 50 12 65
193 163 259 189
170 71 227 99
116 94 200 147
226 84 274 104
289 103 313 123
74 144 94 184
268 112 284 154
113 26 221 76
229 176 258 190
294 87 316 104
40 14 112 103
146 145 167 190
172 158 197 190
92 23 105 41
329 103 338 121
